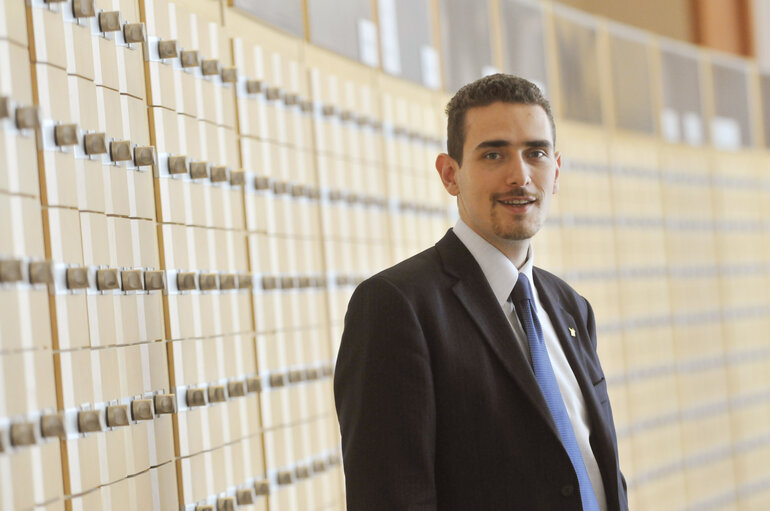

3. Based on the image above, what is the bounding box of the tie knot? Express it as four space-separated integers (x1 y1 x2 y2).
510 272 533 304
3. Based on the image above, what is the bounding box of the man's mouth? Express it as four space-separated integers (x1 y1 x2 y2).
498 197 536 206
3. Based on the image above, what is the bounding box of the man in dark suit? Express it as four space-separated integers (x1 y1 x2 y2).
334 74 628 511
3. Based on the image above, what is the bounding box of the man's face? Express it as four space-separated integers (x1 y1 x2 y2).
437 102 560 257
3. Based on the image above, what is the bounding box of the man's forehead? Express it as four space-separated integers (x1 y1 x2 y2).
464 102 552 142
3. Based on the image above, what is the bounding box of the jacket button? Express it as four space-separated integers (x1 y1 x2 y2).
561 484 574 497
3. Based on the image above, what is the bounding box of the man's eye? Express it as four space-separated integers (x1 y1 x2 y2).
529 150 547 159
483 152 502 160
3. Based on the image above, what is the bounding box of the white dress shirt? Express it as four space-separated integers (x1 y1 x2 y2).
453 219 608 511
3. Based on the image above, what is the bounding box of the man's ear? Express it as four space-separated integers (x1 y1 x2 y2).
552 151 561 194
436 153 460 196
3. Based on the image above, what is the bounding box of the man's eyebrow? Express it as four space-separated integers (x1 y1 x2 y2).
524 139 553 151
474 139 553 151
474 140 511 151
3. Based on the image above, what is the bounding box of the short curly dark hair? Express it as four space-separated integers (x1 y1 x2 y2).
445 74 555 165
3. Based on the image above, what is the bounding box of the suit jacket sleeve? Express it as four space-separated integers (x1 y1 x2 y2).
334 276 437 511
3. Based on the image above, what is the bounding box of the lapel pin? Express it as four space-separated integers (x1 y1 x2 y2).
569 327 576 337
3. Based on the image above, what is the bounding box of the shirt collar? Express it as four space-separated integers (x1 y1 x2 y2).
453 218 535 307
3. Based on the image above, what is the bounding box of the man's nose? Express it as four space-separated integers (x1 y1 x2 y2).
505 155 531 187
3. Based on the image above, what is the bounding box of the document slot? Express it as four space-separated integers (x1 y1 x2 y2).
210 165 228 182
269 373 286 388
238 274 253 289
217 497 235 511
168 155 188 175
134 146 156 167
201 60 220 76
208 385 227 403
277 470 293 485
0 260 23 282
288 369 305 384
122 270 144 291
144 270 165 291
157 40 178 60
219 274 236 290
96 269 120 290
10 422 36 446
221 67 237 83
67 267 90 289
131 399 154 420
110 140 132 162
41 414 66 438
190 161 209 179
312 458 327 473
123 23 146 44
229 169 245 186
106 405 130 427
187 388 206 407
98 11 121 32
227 381 245 397
177 272 197 291
15 106 39 130
153 394 176 414
55 124 79 146
254 480 270 495
78 410 102 433
28 262 53 285
246 376 261 393
295 463 310 479
236 489 253 505
180 50 199 68
84 133 108 155
72 0 95 18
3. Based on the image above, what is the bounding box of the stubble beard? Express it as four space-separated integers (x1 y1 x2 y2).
490 203 543 241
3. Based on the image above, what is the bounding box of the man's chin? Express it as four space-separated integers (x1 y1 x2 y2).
493 223 541 241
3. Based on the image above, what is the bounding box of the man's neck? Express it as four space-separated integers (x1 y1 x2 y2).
492 239 530 269
455 217 531 269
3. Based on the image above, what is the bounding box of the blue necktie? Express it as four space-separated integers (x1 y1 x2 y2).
511 273 600 511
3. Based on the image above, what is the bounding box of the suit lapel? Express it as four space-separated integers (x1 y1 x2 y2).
533 268 618 502
436 232 559 436
533 273 610 434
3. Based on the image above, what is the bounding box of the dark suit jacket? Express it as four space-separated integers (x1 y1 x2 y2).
334 230 628 510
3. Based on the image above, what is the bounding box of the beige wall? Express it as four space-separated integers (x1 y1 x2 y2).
553 0 695 42
754 0 770 70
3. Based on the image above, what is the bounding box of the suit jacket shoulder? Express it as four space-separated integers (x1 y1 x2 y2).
367 236 463 290
357 230 489 310
369 244 443 289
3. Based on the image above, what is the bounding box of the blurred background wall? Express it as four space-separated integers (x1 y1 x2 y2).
1 0 770 510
